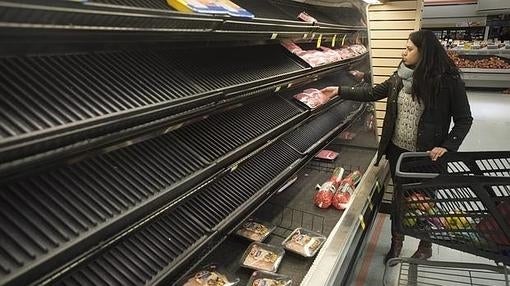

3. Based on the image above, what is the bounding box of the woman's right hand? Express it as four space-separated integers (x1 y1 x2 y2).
320 86 339 99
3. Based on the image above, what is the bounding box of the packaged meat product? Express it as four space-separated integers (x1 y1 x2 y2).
300 51 327 67
297 11 317 24
348 70 365 81
247 271 292 286
339 131 356 141
293 88 330 109
282 228 326 257
314 150 339 162
183 264 239 286
335 48 353 59
235 220 275 242
332 180 354 210
314 167 344 208
240 242 284 272
281 41 303 54
320 47 342 63
343 170 363 187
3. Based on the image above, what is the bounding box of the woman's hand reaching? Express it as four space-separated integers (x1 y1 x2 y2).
320 86 339 99
428 147 447 161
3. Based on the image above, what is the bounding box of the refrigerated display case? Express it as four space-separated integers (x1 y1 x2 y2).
0 1 386 285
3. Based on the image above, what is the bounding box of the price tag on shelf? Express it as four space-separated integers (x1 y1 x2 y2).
231 164 238 172
316 34 322 48
341 34 347 46
275 86 281 92
303 33 308 39
359 215 366 230
287 83 293 88
271 33 278 40
332 35 337 47
368 199 373 211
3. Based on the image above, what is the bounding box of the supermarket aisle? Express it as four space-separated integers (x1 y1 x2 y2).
459 89 510 152
351 89 510 286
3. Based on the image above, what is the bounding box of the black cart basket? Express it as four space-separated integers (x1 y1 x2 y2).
394 151 510 265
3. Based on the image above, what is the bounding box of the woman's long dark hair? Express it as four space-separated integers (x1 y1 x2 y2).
409 30 460 106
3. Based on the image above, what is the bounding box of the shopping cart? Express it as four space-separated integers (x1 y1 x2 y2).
383 151 510 286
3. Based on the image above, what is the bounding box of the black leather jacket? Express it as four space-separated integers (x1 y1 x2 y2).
340 72 473 165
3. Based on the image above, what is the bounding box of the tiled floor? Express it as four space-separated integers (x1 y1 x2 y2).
351 89 510 286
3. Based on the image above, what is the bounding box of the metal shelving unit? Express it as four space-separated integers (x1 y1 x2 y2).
0 1 378 285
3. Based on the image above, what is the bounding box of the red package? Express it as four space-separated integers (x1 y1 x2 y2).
332 181 354 210
476 201 510 245
297 11 318 24
314 167 344 208
314 150 339 162
343 170 362 187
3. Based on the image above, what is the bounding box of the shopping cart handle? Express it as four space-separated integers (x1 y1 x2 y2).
395 152 440 179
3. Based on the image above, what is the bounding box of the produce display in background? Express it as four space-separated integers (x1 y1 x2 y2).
476 201 510 246
281 41 368 67
448 51 510 69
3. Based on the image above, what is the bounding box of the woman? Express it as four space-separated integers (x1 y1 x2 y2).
321 30 473 263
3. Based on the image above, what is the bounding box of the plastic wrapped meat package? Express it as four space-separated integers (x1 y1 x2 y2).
314 167 344 208
183 264 239 286
298 51 327 67
314 150 339 162
297 11 317 24
349 44 367 55
247 271 292 286
293 88 330 109
240 242 285 272
281 41 303 54
320 47 342 62
235 220 276 242
335 48 356 59
280 40 367 67
282 228 326 257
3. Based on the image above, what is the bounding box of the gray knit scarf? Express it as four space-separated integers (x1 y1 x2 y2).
397 63 414 93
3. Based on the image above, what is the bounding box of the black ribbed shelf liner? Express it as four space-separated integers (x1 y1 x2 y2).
0 96 303 285
89 0 170 10
173 98 301 162
233 0 365 27
0 1 215 30
55 141 301 285
283 100 364 153
0 45 304 159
